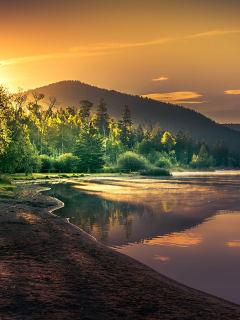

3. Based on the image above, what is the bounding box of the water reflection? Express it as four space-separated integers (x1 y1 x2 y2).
43 174 240 304
44 176 240 247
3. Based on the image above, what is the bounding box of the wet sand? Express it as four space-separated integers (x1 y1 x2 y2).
0 184 240 319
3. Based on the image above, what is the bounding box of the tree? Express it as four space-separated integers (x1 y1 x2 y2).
0 124 41 175
106 118 124 164
136 123 144 143
74 122 104 173
78 100 93 123
194 139 210 156
0 85 12 153
118 105 135 149
212 140 229 166
93 98 110 136
151 123 164 152
161 132 176 154
44 96 60 120
190 145 213 169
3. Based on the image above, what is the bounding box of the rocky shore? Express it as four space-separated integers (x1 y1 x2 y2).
0 184 240 319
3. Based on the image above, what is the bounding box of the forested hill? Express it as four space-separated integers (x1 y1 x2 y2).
223 124 240 132
28 80 240 152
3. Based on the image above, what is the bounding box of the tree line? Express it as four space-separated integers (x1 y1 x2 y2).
0 84 234 175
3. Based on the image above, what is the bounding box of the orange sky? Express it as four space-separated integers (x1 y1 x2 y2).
1 0 240 123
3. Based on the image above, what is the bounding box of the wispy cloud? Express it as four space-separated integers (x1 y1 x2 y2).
141 91 205 104
186 29 240 39
224 89 240 94
1 28 240 67
0 51 114 66
70 29 240 52
152 77 168 81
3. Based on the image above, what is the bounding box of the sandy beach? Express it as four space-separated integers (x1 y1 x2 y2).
0 184 240 319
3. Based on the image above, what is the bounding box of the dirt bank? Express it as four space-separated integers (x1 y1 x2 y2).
0 185 240 319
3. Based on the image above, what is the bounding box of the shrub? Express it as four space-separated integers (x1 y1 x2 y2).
57 153 80 173
190 154 213 169
0 175 12 184
155 158 172 168
117 151 149 172
140 168 171 176
40 155 55 172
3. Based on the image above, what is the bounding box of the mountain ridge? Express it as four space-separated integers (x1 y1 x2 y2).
26 80 240 153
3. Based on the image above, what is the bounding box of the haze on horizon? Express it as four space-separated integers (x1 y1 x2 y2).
1 0 240 123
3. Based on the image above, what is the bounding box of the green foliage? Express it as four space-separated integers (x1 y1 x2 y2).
212 140 229 166
155 158 172 168
151 123 164 152
93 98 110 136
137 139 152 157
0 123 42 175
136 123 144 143
105 118 124 164
161 132 176 153
0 83 238 174
118 105 135 149
40 155 55 171
0 175 12 184
74 122 105 173
117 151 149 171
190 146 213 168
57 153 79 173
139 168 171 176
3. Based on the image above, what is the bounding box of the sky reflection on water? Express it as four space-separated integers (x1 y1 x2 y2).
44 173 240 304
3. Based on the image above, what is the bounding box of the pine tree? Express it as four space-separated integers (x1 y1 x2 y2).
78 100 93 123
74 122 104 173
136 123 144 143
118 105 135 149
94 98 110 136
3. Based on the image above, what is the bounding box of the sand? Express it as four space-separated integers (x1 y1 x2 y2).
0 184 240 319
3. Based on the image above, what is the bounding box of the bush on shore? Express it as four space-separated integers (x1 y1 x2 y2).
139 168 171 176
117 151 149 172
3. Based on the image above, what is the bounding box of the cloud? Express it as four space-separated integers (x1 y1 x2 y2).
227 240 240 247
145 232 203 248
70 29 240 53
141 91 205 104
153 256 170 261
187 29 240 39
2 28 240 67
224 90 240 94
152 77 168 81
0 51 114 66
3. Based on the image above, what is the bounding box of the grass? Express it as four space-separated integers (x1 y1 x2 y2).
0 174 18 198
7 173 85 180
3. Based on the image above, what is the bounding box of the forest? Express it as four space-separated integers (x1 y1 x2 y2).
0 84 234 175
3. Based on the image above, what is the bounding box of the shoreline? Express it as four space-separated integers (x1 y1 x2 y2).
0 185 240 319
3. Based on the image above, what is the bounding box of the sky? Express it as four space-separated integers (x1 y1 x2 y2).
1 0 240 123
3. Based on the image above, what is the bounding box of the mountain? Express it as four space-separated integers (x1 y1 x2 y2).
223 124 240 132
27 80 240 153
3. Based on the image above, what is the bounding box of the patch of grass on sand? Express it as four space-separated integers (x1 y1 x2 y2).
0 175 17 198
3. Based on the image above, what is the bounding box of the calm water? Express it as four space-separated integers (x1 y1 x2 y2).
43 172 240 304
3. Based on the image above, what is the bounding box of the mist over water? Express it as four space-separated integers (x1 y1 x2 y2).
44 172 240 304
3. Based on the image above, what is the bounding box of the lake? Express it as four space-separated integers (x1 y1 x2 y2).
43 172 240 304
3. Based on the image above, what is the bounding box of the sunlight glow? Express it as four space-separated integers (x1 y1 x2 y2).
141 91 204 104
224 90 240 95
154 255 170 261
227 240 240 247
152 77 169 81
145 232 203 247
